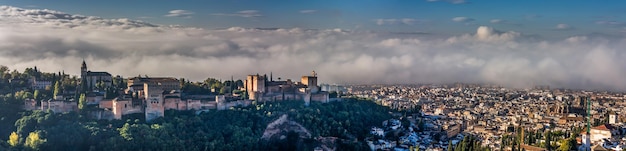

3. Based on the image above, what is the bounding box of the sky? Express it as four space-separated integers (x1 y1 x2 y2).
1 1 626 90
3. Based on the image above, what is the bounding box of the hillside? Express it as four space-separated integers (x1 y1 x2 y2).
3 99 393 150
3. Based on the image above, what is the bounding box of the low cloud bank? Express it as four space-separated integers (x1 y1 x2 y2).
2 6 626 91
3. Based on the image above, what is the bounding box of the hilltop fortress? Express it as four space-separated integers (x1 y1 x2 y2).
24 61 330 121
246 71 329 104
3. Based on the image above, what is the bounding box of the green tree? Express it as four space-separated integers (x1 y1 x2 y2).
544 131 552 151
204 78 221 88
104 87 116 99
0 94 22 140
95 81 106 91
24 131 46 150
8 98 398 150
53 81 60 98
78 93 86 110
33 90 40 101
557 137 576 151
8 131 19 147
500 135 505 151
0 65 8 75
14 91 34 100
219 86 228 94
235 80 244 88
113 75 122 89
80 78 88 93
329 91 338 98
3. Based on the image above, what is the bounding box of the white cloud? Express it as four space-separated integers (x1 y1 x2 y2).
595 20 623 26
299 10 317 14
165 10 194 18
596 20 626 31
565 36 587 43
489 19 521 26
452 17 474 22
490 19 503 24
2 6 626 91
475 26 519 41
212 10 262 18
555 23 572 30
447 26 520 42
375 18 417 25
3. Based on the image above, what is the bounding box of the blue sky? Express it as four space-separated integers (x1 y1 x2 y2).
3 0 626 37
2 0 626 90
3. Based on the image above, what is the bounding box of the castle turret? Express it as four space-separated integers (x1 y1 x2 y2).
301 70 319 93
81 59 87 77
144 83 164 121
246 74 265 101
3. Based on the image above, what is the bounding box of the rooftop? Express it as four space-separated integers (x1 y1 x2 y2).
85 71 112 76
129 77 179 83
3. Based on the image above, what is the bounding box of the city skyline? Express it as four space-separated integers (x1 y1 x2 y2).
1 1 626 91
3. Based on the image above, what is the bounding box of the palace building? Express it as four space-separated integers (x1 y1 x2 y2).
80 60 112 91
245 71 329 104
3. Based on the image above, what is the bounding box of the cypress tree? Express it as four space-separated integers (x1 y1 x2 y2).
78 93 86 110
53 81 61 98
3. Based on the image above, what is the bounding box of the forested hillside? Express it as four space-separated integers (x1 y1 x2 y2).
3 99 392 151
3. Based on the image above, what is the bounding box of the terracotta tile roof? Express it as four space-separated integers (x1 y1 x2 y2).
580 124 615 134
592 124 615 131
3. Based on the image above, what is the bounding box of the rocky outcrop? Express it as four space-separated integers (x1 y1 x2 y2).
260 114 340 151
261 114 311 140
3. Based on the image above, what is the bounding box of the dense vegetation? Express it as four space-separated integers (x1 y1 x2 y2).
448 135 491 151
0 65 484 150
0 65 114 145
499 126 581 151
179 78 243 95
3 99 392 151
0 65 240 145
